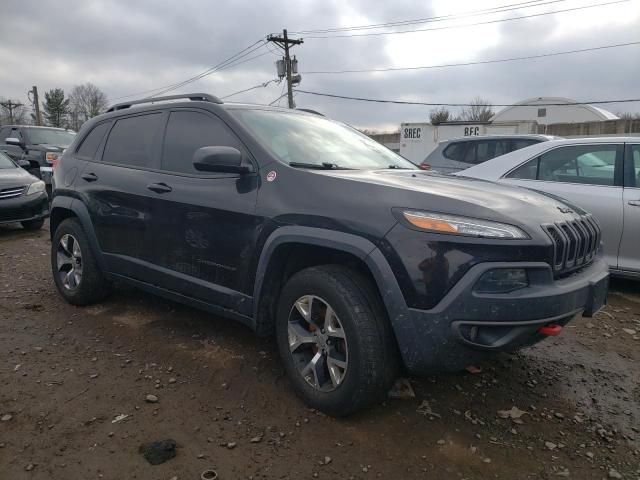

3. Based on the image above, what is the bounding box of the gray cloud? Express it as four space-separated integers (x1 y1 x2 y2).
0 0 638 130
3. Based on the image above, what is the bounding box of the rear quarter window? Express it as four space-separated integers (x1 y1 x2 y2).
442 142 466 161
76 122 110 160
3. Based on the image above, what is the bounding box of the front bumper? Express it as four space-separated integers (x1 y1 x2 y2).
395 257 609 374
0 191 50 225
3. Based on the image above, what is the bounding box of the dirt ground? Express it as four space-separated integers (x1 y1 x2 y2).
1 221 639 480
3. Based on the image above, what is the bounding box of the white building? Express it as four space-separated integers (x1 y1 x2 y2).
491 97 618 126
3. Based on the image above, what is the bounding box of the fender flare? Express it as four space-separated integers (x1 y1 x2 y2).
50 196 107 271
251 226 411 336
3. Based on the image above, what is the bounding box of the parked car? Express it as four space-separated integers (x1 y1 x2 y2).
420 134 557 173
50 93 608 415
0 125 76 194
458 137 639 278
0 150 49 230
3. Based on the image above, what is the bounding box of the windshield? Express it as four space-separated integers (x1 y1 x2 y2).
26 128 76 146
231 109 416 170
0 151 16 169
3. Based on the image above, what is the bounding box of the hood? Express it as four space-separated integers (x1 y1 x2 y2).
33 143 66 151
0 167 38 188
313 169 583 226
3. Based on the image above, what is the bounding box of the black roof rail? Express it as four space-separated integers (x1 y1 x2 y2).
106 93 223 112
296 108 325 116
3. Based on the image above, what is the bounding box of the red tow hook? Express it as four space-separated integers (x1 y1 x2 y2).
538 324 562 336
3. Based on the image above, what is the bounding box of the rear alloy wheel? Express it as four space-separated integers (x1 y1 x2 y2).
51 218 111 305
56 234 83 291
276 265 398 416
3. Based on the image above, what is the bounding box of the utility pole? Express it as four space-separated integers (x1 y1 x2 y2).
28 86 42 126
267 29 303 108
0 100 23 124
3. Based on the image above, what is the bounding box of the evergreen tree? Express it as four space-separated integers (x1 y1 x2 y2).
42 88 70 127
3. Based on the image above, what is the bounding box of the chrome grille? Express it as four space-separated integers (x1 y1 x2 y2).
0 186 26 200
543 215 601 275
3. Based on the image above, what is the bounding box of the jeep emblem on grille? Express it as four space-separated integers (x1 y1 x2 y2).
557 206 573 214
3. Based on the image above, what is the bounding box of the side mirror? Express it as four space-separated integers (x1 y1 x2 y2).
5 137 23 147
17 159 30 169
193 146 252 174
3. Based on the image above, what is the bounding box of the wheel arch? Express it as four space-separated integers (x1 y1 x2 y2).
50 196 107 271
251 227 410 339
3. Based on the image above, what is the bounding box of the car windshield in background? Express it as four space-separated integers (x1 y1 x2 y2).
0 151 16 169
232 109 417 170
26 128 76 146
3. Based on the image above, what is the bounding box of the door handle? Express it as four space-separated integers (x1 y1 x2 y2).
629 200 640 207
81 172 98 182
147 182 172 194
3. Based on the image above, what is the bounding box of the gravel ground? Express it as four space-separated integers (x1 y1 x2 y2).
1 221 639 479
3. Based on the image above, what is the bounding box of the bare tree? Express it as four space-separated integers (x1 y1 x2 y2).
460 97 494 122
68 83 109 130
0 98 29 125
617 111 640 120
429 107 451 125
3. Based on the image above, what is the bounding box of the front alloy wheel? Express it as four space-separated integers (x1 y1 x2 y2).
288 295 349 392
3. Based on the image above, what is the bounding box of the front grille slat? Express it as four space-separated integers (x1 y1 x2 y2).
0 186 26 199
543 214 601 277
572 221 588 264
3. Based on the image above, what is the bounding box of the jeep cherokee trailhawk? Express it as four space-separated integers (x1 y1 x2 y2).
50 93 609 415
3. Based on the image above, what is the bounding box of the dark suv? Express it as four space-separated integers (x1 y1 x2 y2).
50 93 609 415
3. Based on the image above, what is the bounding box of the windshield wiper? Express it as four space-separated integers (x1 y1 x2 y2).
289 162 350 170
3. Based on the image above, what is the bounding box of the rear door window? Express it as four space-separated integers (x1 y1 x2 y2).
475 140 509 163
102 113 163 168
461 140 509 165
161 110 244 175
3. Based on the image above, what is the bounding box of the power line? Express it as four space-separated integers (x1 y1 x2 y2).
269 83 288 106
152 41 268 97
302 40 640 74
220 79 280 99
294 89 640 107
301 0 629 39
110 39 266 101
289 0 563 34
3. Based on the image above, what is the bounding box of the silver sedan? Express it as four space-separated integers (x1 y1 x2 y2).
457 137 640 278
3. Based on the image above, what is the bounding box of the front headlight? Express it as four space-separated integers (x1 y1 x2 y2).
400 210 529 239
26 180 46 195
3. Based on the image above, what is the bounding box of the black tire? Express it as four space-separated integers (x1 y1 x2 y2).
51 218 111 305
21 219 44 231
275 265 398 416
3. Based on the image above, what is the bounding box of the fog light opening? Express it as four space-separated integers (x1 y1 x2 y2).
474 268 528 294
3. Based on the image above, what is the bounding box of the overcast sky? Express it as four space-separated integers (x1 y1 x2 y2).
1 0 639 130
